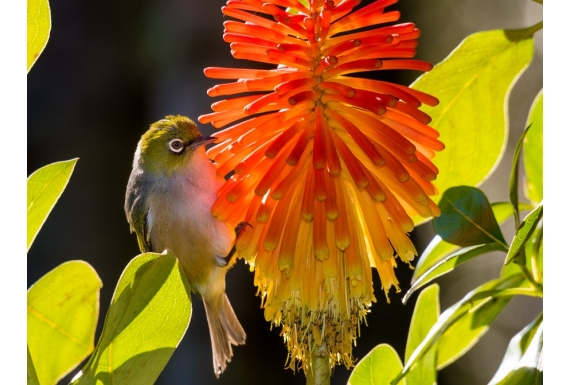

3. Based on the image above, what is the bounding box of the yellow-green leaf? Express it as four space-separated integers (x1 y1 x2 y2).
523 90 543 205
405 284 439 385
27 261 102 385
411 27 536 213
348 344 404 385
72 251 191 385
27 0 52 72
27 345 40 385
27 159 78 252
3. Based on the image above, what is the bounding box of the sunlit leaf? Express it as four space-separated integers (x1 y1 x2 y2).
27 261 102 385
404 243 506 304
489 313 542 384
405 284 439 385
434 186 507 247
27 345 40 385
393 274 525 384
505 205 543 264
27 0 52 72
348 344 404 385
523 90 543 205
72 251 191 385
411 27 535 211
412 202 532 283
510 125 533 228
27 159 78 252
494 323 543 385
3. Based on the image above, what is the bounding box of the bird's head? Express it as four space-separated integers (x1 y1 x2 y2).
136 115 215 175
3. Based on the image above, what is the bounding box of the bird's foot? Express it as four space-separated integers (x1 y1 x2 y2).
221 222 253 266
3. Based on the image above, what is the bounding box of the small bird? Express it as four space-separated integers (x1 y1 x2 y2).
124 115 246 377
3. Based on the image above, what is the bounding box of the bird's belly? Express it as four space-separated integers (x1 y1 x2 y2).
148 176 233 296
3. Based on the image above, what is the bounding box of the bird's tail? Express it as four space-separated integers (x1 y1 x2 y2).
203 293 246 377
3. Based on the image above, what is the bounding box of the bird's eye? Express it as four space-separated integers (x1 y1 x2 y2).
169 139 185 153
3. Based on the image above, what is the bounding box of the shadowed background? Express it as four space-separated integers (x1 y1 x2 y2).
27 1 542 384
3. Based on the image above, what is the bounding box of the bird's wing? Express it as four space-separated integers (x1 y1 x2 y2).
124 171 152 252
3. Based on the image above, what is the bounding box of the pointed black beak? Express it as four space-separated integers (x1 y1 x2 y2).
187 135 217 149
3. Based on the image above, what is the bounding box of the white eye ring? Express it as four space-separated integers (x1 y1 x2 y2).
169 139 185 153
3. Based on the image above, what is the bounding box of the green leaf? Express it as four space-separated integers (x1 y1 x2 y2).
348 344 404 385
27 345 40 385
27 0 52 72
404 243 506 304
411 28 535 210
72 251 191 385
27 261 102 385
405 284 439 385
434 186 507 247
27 159 78 252
523 90 543 205
489 313 542 384
393 274 525 384
412 202 532 283
494 323 543 385
510 125 533 229
505 204 543 264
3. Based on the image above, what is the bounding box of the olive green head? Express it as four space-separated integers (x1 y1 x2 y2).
135 115 213 175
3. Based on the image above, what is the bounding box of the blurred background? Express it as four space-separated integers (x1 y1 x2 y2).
27 0 542 384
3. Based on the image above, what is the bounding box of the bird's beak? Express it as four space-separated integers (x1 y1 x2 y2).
188 135 218 149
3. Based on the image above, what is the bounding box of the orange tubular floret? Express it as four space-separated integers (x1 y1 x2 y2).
323 58 383 78
323 169 339 220
313 201 329 260
266 115 314 158
211 94 261 112
216 141 259 178
273 146 311 200
319 7 332 41
234 138 276 175
255 137 298 196
330 130 369 188
390 102 432 125
224 33 279 48
380 59 433 72
334 77 421 108
266 49 313 70
263 182 298 251
301 166 316 221
324 108 384 166
313 108 326 170
222 7 305 40
329 102 416 155
390 83 439 106
277 186 304 275
323 22 415 48
275 77 317 95
204 67 284 79
207 81 249 97
318 81 356 97
287 124 313 166
244 92 281 114
322 117 341 176
329 9 401 36
354 188 393 260
322 92 386 116
314 167 327 202
383 119 444 151
224 21 300 45
333 178 351 250
210 113 275 143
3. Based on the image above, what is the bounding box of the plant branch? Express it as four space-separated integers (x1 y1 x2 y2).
306 344 331 385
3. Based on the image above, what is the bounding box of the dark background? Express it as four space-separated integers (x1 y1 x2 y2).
27 1 543 384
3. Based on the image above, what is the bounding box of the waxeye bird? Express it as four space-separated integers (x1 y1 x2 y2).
124 115 246 377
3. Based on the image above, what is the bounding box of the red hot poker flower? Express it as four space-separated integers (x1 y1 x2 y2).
199 0 444 372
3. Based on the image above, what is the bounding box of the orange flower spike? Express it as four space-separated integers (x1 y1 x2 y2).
201 0 445 372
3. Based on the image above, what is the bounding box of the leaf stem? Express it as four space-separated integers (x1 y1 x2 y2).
306 344 331 385
530 222 543 284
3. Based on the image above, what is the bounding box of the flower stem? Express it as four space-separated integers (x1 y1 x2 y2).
307 344 331 385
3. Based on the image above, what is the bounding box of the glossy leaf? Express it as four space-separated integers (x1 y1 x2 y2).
495 323 543 385
348 344 404 385
72 251 191 385
434 186 507 247
405 284 439 385
27 261 102 385
27 0 52 71
404 243 506 304
523 90 543 205
393 274 525 384
505 205 543 264
489 313 543 384
27 159 78 252
412 202 532 283
411 27 535 212
510 125 532 228
27 345 40 385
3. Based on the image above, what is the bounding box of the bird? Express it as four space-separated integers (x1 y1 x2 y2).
124 115 246 377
